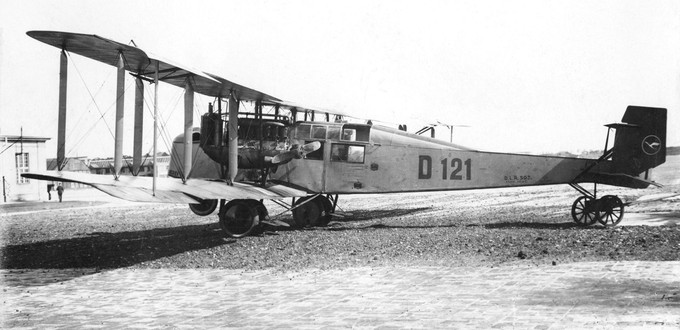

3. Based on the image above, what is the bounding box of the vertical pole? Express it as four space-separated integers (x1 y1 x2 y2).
113 53 125 178
228 93 239 183
217 99 223 146
183 81 194 181
133 76 144 175
57 50 68 171
152 61 159 196
2 176 6 203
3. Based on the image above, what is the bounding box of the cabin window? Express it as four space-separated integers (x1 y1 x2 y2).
296 124 311 139
312 125 327 139
327 126 341 140
15 153 30 184
342 125 370 142
305 141 324 160
331 144 365 163
342 128 356 141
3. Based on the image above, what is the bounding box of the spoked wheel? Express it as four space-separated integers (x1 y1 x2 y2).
292 196 332 228
571 196 598 226
189 199 218 216
219 199 260 238
596 195 624 227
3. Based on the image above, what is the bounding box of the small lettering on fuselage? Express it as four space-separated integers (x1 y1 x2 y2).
504 175 533 184
418 155 472 180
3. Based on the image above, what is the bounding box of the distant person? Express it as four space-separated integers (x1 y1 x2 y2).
47 184 54 200
56 184 64 202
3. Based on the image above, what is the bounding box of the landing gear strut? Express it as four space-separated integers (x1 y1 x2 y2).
569 183 625 227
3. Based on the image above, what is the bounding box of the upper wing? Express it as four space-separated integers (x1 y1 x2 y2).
28 30 367 120
27 30 281 102
22 171 308 203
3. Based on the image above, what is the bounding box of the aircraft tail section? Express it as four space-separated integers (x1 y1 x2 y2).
611 106 667 176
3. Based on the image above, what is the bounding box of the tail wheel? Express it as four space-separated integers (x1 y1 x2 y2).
189 199 218 216
292 196 331 228
571 196 598 226
219 199 260 238
596 195 624 227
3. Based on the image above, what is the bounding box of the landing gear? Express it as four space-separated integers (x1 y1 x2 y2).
596 195 624 227
219 199 263 238
570 196 598 226
292 195 333 227
215 194 338 238
189 199 218 216
569 184 625 227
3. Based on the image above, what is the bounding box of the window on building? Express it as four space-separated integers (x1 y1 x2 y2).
16 153 30 184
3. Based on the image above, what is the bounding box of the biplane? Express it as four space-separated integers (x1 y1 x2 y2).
22 31 668 238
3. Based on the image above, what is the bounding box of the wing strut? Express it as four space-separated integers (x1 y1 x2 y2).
228 93 239 183
132 76 144 175
183 80 194 182
57 49 67 171
152 60 159 195
113 52 125 178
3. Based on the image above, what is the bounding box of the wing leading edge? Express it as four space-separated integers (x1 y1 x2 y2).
27 30 280 102
22 171 309 203
27 30 357 118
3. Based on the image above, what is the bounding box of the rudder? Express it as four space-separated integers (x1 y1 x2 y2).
611 106 667 176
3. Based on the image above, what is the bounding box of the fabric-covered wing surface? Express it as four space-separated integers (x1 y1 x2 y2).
22 171 308 203
28 30 364 119
27 30 280 102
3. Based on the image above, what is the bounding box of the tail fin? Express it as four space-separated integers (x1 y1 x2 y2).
611 106 667 176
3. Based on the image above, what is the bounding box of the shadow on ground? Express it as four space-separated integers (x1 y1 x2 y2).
471 222 583 230
1 223 230 285
333 207 432 222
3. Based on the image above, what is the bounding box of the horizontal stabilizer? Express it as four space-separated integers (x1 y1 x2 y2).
589 172 663 189
22 171 308 203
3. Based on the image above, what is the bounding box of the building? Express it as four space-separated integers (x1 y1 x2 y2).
46 157 91 189
87 154 171 177
0 135 50 202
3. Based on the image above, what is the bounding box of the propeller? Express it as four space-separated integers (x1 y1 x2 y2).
270 141 321 164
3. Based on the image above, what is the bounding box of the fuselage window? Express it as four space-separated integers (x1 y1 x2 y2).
296 124 311 139
312 125 327 139
327 126 341 140
331 144 365 163
342 128 356 141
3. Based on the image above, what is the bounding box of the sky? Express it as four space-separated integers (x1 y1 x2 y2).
1 0 679 158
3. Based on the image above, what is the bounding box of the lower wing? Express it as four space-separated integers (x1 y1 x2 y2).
22 171 309 203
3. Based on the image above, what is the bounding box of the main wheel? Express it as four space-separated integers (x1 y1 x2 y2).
571 196 598 226
317 195 333 227
596 195 624 227
219 200 260 238
189 199 218 216
293 196 327 228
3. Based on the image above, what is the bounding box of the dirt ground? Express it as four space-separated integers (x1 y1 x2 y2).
1 179 678 272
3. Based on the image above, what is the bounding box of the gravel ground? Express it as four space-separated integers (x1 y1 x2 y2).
1 184 679 271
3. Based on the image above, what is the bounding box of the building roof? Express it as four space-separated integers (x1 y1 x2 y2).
1 135 50 143
46 157 91 171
